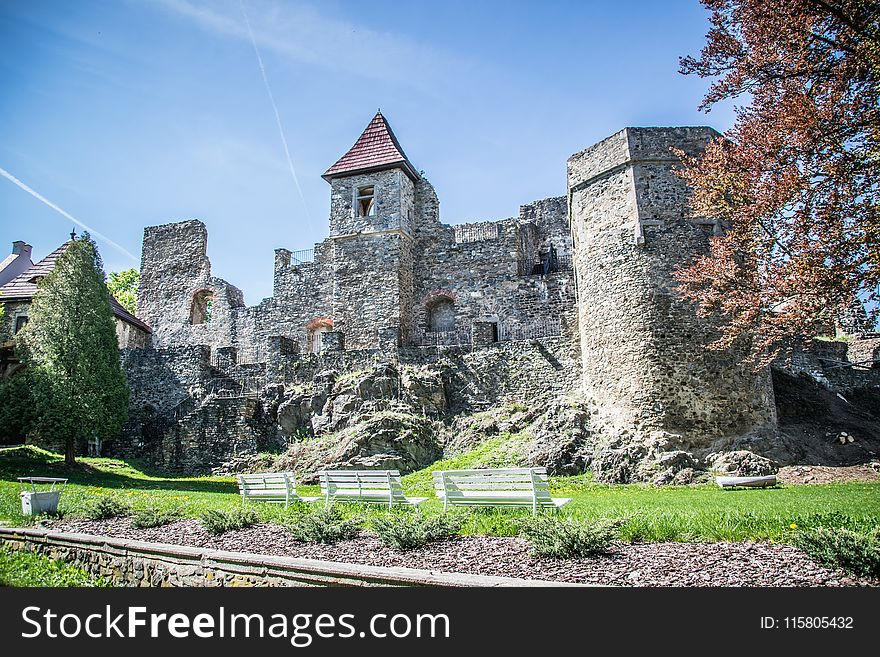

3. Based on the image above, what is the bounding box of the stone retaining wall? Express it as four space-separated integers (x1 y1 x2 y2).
0 527 575 587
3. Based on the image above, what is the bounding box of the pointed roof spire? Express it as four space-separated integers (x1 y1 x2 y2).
322 111 419 182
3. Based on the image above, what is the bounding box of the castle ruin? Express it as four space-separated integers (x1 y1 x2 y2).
114 113 869 480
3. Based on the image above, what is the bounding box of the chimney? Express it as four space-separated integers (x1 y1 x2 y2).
12 241 32 257
0 241 35 288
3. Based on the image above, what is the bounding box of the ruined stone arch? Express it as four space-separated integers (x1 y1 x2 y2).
423 290 456 333
306 318 333 353
190 289 214 325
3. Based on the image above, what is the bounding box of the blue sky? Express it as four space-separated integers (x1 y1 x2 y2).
0 0 734 304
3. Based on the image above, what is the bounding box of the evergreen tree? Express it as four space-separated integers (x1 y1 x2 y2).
18 234 129 464
0 374 34 443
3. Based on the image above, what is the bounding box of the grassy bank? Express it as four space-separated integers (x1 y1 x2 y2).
1 445 878 543
0 545 110 586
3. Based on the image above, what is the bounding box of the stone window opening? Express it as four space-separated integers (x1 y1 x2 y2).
14 315 28 334
306 318 333 353
190 290 214 325
427 297 456 333
356 186 376 217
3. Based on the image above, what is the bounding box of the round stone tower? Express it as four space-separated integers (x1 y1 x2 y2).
567 127 776 449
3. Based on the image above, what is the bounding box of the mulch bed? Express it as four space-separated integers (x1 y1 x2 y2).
47 518 876 587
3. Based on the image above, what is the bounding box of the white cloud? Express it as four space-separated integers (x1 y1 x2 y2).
153 0 474 93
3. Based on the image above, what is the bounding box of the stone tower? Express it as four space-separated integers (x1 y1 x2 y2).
137 219 244 349
322 111 417 349
567 127 776 450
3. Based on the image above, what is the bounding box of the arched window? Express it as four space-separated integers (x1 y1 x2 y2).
427 297 455 332
306 318 333 353
190 290 214 325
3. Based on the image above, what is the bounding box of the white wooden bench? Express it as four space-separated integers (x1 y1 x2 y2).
433 467 571 515
318 470 427 507
237 472 319 506
715 475 777 489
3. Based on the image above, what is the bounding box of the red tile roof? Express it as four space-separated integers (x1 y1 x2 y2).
0 240 152 334
322 111 419 182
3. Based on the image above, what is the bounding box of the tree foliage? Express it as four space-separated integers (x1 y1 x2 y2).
677 0 880 361
0 374 34 443
18 234 129 464
107 268 139 315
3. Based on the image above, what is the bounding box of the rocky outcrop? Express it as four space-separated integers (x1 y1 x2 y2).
525 398 591 476
264 364 446 477
277 408 443 479
705 450 779 476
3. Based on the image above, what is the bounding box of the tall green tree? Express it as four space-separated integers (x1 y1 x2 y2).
18 234 129 464
107 268 139 315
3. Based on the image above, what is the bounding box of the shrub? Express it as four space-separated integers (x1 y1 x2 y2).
518 516 623 558
372 512 464 550
794 527 880 578
200 507 259 535
289 506 362 544
84 494 130 520
131 507 180 529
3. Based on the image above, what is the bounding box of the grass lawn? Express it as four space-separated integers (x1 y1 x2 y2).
0 545 110 586
1 445 878 543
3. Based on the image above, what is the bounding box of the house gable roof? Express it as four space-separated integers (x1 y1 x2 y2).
0 240 152 334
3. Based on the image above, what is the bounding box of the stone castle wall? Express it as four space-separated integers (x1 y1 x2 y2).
117 334 580 473
568 127 777 447
120 124 840 474
137 173 576 357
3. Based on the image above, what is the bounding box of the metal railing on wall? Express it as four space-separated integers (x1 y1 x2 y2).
409 327 472 347
519 253 574 276
497 317 562 342
290 249 314 265
209 346 266 368
454 223 499 244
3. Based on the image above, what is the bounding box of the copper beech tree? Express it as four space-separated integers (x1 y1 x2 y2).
676 0 880 363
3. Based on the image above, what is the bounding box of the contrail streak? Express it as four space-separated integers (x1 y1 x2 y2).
240 0 311 223
0 165 137 261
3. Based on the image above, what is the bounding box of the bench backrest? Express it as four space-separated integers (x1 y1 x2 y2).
319 470 406 504
433 467 555 507
237 472 295 496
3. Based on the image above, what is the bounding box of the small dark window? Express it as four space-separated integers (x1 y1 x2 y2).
14 315 28 333
357 186 376 217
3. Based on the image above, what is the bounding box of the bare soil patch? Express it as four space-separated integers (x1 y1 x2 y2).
777 464 880 485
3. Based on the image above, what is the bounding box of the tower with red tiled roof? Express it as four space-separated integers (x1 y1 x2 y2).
322 110 419 183
322 111 420 348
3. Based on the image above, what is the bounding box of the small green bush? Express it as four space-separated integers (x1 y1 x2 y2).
200 506 259 535
131 507 180 529
794 527 880 578
84 494 130 520
518 516 623 558
289 506 362 544
372 512 464 550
